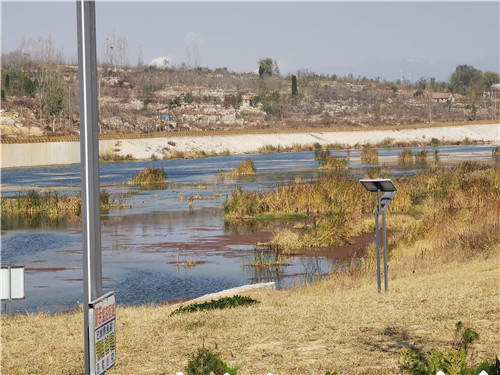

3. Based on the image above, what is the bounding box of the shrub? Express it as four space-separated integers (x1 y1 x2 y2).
171 295 258 316
127 167 167 185
100 151 135 162
398 322 496 375
380 137 395 148
414 150 429 164
360 148 379 164
313 142 323 160
223 159 256 176
270 229 303 252
319 155 348 171
257 144 278 153
398 149 414 166
493 146 500 157
186 348 238 375
316 146 348 170
223 93 242 109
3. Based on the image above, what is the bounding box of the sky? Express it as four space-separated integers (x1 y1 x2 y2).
1 1 499 81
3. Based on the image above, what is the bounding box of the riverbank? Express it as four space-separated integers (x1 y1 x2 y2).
2 253 498 374
1 123 498 168
2 160 499 373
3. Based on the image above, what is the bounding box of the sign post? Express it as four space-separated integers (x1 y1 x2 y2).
76 1 110 374
89 292 116 375
1 265 25 314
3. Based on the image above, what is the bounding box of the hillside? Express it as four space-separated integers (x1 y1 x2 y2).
1 62 499 138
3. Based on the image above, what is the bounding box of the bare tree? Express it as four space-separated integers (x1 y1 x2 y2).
103 32 128 67
137 45 144 68
185 32 201 68
24 35 64 65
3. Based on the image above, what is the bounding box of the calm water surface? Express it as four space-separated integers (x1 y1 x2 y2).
1 144 496 313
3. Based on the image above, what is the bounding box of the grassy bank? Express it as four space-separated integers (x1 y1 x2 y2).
2 252 498 374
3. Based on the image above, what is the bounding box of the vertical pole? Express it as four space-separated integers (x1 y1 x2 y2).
374 215 381 293
77 1 102 374
375 189 381 292
382 211 388 292
8 266 12 315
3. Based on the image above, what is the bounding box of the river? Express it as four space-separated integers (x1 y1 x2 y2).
1 144 496 313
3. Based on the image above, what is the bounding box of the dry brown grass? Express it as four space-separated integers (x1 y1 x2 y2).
2 251 498 375
126 168 167 185
360 148 379 164
222 159 257 177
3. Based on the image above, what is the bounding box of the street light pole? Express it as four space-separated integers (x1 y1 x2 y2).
77 1 102 374
360 179 397 293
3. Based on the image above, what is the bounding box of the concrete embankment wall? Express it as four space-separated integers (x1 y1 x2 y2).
1 123 499 169
1 139 116 169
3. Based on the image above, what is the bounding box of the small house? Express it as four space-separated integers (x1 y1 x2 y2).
432 93 453 103
241 95 254 108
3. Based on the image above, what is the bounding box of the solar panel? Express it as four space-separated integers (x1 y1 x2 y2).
360 179 397 192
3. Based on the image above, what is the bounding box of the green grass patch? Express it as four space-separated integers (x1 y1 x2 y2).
170 295 258 316
186 347 239 375
255 212 307 221
127 167 167 185
399 322 499 375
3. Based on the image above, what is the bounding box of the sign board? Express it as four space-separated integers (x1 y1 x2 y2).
89 292 116 375
1 265 25 300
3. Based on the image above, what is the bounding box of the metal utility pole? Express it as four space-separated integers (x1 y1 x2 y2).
77 1 102 373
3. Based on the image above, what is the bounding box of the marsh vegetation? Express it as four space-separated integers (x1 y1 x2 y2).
127 167 167 185
1 190 121 225
225 162 500 254
360 148 379 164
221 159 256 177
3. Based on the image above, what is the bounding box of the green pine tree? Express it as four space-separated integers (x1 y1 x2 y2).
291 75 298 95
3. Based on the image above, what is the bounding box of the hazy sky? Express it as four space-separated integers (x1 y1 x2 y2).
1 1 499 81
